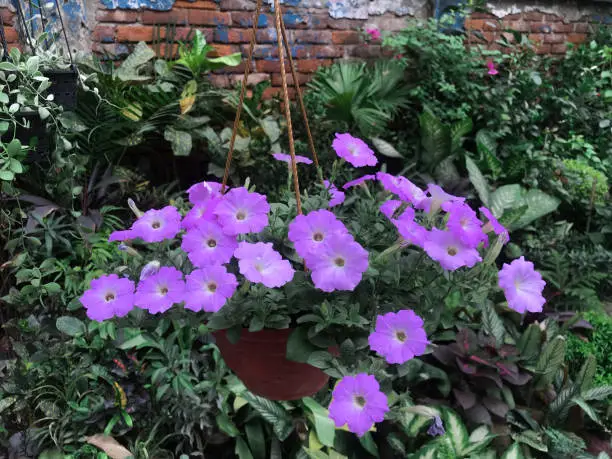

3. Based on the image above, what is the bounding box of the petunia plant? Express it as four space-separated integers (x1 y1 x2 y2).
79 132 549 438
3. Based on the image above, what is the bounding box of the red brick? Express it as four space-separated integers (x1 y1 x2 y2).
353 44 383 58
499 32 516 43
528 33 545 44
332 30 362 45
483 20 500 31
296 59 332 73
315 15 363 30
189 10 230 26
220 0 256 10
466 19 486 30
271 72 309 86
567 33 587 44
256 59 287 73
550 22 572 33
262 86 295 100
535 44 551 54
93 25 116 43
211 44 240 57
255 28 277 43
142 10 188 25
544 14 563 22
551 43 568 54
96 9 139 23
155 43 179 58
175 0 217 8
471 12 496 19
309 45 345 58
530 22 552 33
116 25 161 42
0 8 14 25
505 21 529 32
573 22 590 33
502 13 522 21
224 28 251 43
230 72 270 86
290 30 333 44
209 74 230 87
481 31 497 43
231 12 271 28
523 11 544 21
4 28 18 43
544 33 564 44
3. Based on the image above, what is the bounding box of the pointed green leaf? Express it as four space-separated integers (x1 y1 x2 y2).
511 189 560 230
576 354 597 393
490 184 522 219
573 398 602 425
518 324 542 362
535 336 566 389
582 386 612 401
164 127 193 156
235 437 255 459
302 397 335 447
442 408 469 454
501 442 525 459
481 302 505 348
511 430 548 452
466 156 490 207
450 117 473 153
372 137 403 158
56 316 86 337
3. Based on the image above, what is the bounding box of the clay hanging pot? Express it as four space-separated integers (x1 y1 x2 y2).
213 328 329 400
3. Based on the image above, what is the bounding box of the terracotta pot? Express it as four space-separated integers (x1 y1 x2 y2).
213 328 329 400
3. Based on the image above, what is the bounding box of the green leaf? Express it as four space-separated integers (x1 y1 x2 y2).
243 393 293 440
207 52 242 70
359 433 379 458
245 420 266 459
286 327 318 363
576 354 597 393
411 444 438 459
0 396 17 413
490 184 522 219
0 92 8 104
573 398 602 425
303 397 335 447
164 127 192 156
450 117 473 153
419 107 450 166
511 189 560 230
38 107 50 120
43 282 61 294
217 413 240 437
535 336 566 389
8 159 22 173
481 302 505 348
235 437 254 459
0 61 17 71
518 324 541 361
530 71 542 85
0 170 14 181
466 156 490 207
501 442 525 459
116 42 156 81
582 385 612 401
56 316 86 337
511 430 548 452
371 137 403 158
442 408 469 454
7 138 21 157
476 129 501 178
119 334 154 350
260 117 281 143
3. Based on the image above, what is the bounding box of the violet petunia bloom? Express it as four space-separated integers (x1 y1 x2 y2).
234 242 295 288
181 200 220 230
393 214 429 248
379 200 404 220
188 181 223 205
368 310 428 364
108 229 136 242
343 174 376 190
487 60 499 76
288 209 348 260
376 172 427 208
332 133 378 167
427 416 445 437
135 266 185 314
272 153 313 165
498 256 546 313
181 220 238 267
80 274 135 322
184 265 238 312
424 184 465 214
423 228 482 271
480 207 509 244
214 187 270 236
131 206 182 243
310 233 369 292
324 180 346 208
328 374 389 437
446 201 486 248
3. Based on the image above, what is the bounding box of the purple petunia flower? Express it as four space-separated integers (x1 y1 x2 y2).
80 274 135 322
187 181 223 205
288 210 348 260
181 200 220 230
214 187 270 236
498 256 546 313
423 228 482 271
343 174 376 190
272 153 313 165
108 229 136 242
131 206 182 243
368 310 428 364
376 173 427 208
332 133 378 167
328 374 389 437
234 242 295 288
393 213 429 248
324 180 345 208
135 266 185 314
425 184 465 214
427 416 445 437
310 233 369 292
480 207 509 244
184 265 238 312
446 201 486 248
181 221 238 267
379 200 403 220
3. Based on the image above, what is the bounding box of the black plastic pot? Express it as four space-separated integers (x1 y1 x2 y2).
13 111 48 160
43 66 78 109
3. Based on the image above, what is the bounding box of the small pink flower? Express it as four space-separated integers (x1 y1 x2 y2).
487 60 499 76
366 28 381 41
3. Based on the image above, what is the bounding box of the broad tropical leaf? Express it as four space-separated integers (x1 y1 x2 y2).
490 184 522 218
371 137 403 158
481 302 505 348
116 42 155 81
535 336 566 389
442 408 469 454
501 442 525 459
420 107 450 166
511 189 560 229
164 127 192 156
576 355 597 393
450 117 473 153
465 156 490 206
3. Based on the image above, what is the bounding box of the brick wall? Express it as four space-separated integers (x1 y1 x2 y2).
465 10 595 55
0 7 22 54
93 0 409 97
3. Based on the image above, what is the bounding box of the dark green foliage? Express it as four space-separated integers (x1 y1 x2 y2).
567 312 612 387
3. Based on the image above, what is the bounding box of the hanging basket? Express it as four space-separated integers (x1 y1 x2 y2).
213 329 329 400
43 66 78 109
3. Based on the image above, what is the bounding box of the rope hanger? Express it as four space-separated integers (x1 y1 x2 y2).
220 0 320 216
